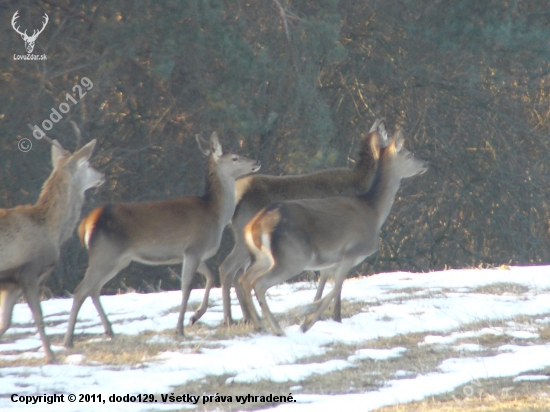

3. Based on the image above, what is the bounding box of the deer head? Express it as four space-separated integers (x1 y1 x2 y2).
12 10 49 54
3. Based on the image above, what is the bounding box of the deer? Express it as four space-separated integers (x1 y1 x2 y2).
239 124 427 336
11 10 49 54
0 134 104 362
204 120 386 328
63 132 260 347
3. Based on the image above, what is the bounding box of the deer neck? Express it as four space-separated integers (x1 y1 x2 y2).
360 157 402 230
349 155 378 191
35 170 85 245
202 159 237 227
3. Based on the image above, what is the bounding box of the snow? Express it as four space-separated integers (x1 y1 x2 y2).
452 343 484 352
513 375 549 382
347 347 406 362
226 359 353 384
1 265 550 411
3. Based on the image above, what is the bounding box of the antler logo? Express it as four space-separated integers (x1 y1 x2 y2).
12 10 49 54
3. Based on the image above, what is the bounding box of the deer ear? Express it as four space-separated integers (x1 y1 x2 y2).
394 129 404 151
72 139 97 165
195 134 211 156
51 140 65 167
369 118 388 143
369 130 381 161
210 132 223 159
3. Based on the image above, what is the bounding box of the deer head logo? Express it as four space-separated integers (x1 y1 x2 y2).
12 10 49 54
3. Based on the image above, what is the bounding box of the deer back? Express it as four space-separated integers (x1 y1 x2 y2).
233 120 385 232
245 127 427 272
80 132 260 263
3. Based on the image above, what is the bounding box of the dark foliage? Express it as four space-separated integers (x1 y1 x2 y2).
1 0 548 296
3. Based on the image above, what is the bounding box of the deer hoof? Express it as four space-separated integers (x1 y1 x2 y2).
300 322 312 333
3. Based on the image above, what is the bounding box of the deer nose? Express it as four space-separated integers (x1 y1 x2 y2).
420 161 429 174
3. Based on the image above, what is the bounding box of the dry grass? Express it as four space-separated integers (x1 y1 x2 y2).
69 333 185 366
165 330 514 411
383 286 427 295
208 311 550 411
538 326 550 340
0 356 52 368
376 372 550 411
3 281 550 411
170 330 508 411
470 283 530 296
377 397 550 412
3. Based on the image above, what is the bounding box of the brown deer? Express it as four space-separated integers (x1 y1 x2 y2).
208 120 386 327
0 137 104 362
240 125 427 335
63 132 260 347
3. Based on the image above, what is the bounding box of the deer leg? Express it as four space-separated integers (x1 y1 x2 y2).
176 254 201 336
21 267 55 363
302 268 338 318
233 264 252 323
91 291 113 338
239 258 272 330
64 290 88 348
0 282 22 338
64 254 130 348
300 287 337 333
301 263 352 333
313 270 327 302
219 243 250 325
252 278 283 336
332 281 343 323
252 263 302 337
314 268 343 322
189 261 214 326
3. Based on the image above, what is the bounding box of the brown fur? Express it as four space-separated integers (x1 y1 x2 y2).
239 125 427 336
235 176 254 205
78 206 103 247
217 120 387 325
0 139 103 362
246 207 281 252
63 133 260 347
33 159 71 221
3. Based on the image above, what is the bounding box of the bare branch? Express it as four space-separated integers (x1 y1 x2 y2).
272 0 291 44
272 0 298 73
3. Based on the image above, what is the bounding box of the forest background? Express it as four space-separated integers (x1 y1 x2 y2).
1 0 549 296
